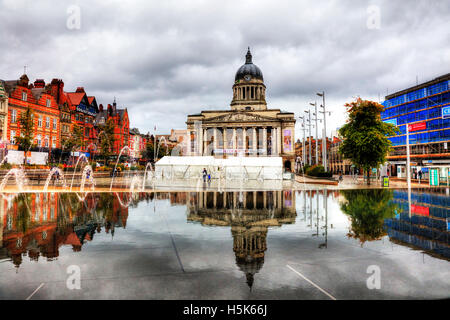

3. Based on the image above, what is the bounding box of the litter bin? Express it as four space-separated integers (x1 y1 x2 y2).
382 176 389 187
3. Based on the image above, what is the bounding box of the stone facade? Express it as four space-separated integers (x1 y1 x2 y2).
186 49 296 171
0 81 8 141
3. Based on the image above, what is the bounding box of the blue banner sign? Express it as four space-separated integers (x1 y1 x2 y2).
383 118 397 126
443 106 450 119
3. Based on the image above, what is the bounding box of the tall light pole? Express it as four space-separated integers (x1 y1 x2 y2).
317 91 327 171
406 124 411 217
299 116 307 166
304 109 312 165
310 102 318 165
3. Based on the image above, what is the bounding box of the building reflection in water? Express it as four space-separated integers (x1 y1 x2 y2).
1 188 447 279
0 193 129 270
186 190 297 289
384 188 449 260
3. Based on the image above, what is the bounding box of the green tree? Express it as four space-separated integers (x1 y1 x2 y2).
97 118 116 161
61 125 84 162
340 189 398 245
141 140 170 161
338 98 399 185
15 107 35 164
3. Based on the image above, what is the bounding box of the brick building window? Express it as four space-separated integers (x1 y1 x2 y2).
38 115 42 127
46 117 50 128
11 109 16 123
52 118 57 130
22 91 27 101
46 99 51 108
10 130 15 144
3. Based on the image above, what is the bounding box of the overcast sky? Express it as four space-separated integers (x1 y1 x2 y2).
1 0 449 139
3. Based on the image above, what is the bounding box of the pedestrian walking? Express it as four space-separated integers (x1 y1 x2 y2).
202 168 207 182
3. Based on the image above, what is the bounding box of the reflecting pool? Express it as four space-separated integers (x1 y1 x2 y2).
0 189 449 299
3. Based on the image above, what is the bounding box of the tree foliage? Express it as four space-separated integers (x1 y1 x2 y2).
15 107 35 152
62 125 84 154
141 141 170 161
340 189 398 245
338 98 399 184
97 118 116 159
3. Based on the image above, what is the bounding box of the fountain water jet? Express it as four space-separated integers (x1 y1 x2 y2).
0 168 26 192
43 167 67 192
70 154 89 191
79 165 95 193
110 146 131 191
142 162 155 191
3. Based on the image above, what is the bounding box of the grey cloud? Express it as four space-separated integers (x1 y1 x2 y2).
0 0 448 137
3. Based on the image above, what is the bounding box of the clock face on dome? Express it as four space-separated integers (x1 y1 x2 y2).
244 75 251 81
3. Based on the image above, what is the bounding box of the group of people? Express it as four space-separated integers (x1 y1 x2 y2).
413 169 423 180
202 168 211 183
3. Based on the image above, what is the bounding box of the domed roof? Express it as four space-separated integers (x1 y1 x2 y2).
235 48 264 82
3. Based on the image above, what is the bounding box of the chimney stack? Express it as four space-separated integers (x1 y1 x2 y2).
34 79 45 88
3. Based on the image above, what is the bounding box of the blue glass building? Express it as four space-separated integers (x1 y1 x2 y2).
384 189 449 260
381 73 450 177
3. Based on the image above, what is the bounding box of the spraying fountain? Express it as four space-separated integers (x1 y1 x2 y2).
110 146 131 191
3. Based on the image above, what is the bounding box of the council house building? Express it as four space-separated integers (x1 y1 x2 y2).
186 48 296 171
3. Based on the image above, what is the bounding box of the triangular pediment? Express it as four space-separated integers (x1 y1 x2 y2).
204 111 278 123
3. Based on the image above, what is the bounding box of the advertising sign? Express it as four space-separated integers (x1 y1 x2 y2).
383 176 389 187
411 204 430 216
443 106 450 119
283 129 292 152
430 168 439 186
408 122 426 132
383 118 397 126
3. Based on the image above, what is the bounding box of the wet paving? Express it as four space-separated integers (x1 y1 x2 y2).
0 188 448 300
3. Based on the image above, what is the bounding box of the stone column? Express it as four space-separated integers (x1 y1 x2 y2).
271 128 276 156
223 127 228 157
213 127 218 156
252 127 257 156
263 127 267 156
242 127 246 156
198 127 203 156
187 130 192 156
263 192 267 209
277 126 282 155
232 128 237 155
203 128 207 156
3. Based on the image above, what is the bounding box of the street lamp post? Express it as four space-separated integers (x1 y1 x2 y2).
304 109 312 165
406 124 412 217
310 102 318 165
317 91 327 171
299 116 307 166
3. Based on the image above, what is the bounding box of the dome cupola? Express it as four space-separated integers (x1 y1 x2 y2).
231 48 267 111
235 48 264 82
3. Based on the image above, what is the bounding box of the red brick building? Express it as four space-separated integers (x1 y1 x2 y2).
3 74 61 150
65 87 99 154
95 101 130 155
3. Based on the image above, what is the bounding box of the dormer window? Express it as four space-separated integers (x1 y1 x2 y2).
46 99 51 107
